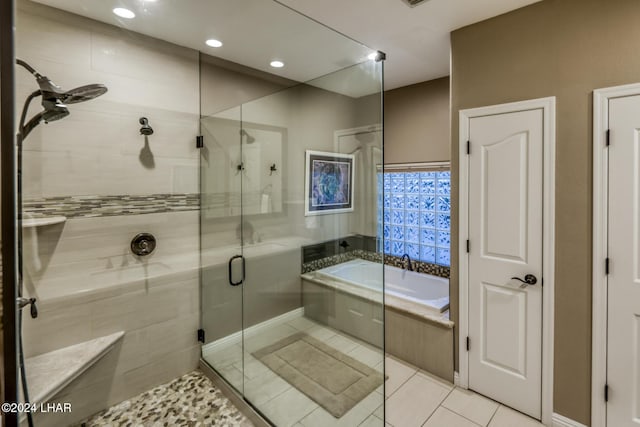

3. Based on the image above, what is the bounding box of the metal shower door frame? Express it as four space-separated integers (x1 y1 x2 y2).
1 0 20 426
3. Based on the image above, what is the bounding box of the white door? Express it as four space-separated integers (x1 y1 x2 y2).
607 94 640 427
467 108 543 419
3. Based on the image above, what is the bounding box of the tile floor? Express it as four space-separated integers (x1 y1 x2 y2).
202 314 546 427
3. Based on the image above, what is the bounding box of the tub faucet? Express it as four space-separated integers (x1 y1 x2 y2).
401 254 413 272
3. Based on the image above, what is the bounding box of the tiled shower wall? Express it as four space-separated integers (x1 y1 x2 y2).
16 2 201 425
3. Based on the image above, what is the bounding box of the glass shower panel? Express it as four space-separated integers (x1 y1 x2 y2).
199 106 245 393
240 59 385 426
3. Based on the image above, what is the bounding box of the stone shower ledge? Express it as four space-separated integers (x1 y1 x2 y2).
25 331 124 404
22 216 67 228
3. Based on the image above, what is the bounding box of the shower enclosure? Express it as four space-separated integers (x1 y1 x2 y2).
200 60 385 425
4 0 384 426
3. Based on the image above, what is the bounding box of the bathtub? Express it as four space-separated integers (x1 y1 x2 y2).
303 258 454 381
315 259 450 313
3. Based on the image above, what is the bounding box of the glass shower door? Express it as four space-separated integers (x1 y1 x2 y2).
240 59 385 426
199 107 245 393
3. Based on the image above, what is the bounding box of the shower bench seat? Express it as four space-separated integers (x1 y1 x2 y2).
24 331 124 404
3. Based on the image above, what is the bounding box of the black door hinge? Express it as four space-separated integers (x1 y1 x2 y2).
605 258 610 275
606 129 610 147
466 336 470 351
196 135 204 148
467 140 470 155
605 384 609 402
466 240 470 253
197 328 205 343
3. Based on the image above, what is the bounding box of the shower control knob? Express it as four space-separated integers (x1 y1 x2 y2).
131 233 156 256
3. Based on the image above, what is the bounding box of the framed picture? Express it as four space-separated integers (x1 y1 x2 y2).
305 150 355 216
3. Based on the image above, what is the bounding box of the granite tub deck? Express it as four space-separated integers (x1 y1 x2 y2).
25 331 124 405
302 264 454 382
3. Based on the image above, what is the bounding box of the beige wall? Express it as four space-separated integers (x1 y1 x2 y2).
450 0 640 424
17 1 200 199
385 77 450 164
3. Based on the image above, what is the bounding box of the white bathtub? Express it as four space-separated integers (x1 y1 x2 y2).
315 259 450 313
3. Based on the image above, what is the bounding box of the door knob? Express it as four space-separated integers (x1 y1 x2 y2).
511 274 537 286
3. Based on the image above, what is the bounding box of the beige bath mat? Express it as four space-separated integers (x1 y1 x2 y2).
252 332 384 418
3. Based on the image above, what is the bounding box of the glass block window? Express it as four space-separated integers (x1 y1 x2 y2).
379 170 451 266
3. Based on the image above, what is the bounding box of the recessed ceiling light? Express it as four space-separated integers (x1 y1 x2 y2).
368 52 378 61
205 39 223 48
113 8 136 19
270 60 284 68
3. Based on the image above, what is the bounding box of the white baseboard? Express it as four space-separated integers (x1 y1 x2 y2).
552 413 588 427
453 371 461 387
203 307 304 353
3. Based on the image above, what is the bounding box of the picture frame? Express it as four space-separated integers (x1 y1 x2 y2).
304 150 355 216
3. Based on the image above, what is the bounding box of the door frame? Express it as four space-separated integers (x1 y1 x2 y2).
591 82 640 427
458 97 556 426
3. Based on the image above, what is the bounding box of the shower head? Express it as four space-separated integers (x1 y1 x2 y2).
24 63 107 105
61 84 108 104
240 129 255 144
139 117 154 136
16 58 108 141
42 100 70 122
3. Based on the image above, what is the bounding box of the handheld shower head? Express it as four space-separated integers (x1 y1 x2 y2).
42 100 70 122
21 100 69 139
139 117 154 136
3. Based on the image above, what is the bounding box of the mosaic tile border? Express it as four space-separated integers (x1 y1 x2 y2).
301 235 377 264
384 254 450 278
302 249 450 279
23 193 200 219
301 249 378 274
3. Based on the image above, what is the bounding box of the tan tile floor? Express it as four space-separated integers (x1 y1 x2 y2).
203 315 546 427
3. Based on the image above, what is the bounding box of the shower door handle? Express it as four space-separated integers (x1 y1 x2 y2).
228 254 245 286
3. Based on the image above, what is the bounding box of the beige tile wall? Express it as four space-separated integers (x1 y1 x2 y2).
16 2 202 424
385 308 453 382
17 1 200 199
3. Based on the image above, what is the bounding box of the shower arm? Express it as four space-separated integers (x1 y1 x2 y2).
16 59 55 141
16 59 43 79
16 59 53 141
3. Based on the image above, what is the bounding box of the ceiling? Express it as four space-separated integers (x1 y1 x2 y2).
276 0 542 90
33 0 541 95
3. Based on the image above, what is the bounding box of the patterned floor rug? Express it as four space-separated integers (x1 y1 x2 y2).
252 332 384 418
